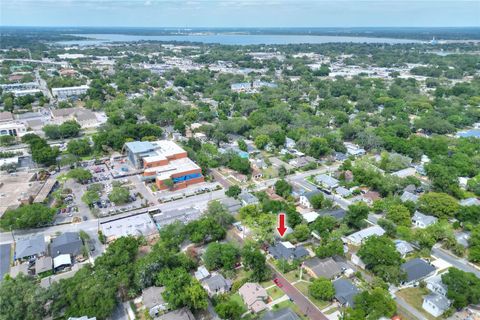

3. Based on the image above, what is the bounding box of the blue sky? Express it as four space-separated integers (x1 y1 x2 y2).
1 0 479 27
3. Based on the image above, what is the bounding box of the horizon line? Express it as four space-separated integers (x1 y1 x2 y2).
1 25 480 29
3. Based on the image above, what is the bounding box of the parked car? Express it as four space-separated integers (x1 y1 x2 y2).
273 278 283 287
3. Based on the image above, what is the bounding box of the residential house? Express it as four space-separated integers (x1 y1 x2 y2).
400 258 436 286
334 152 348 161
157 307 195 320
239 282 269 313
333 279 359 307
412 211 438 229
362 191 381 205
315 174 339 190
15 235 47 260
268 241 309 261
285 137 296 150
400 191 419 203
142 286 168 317
299 190 322 209
394 240 414 257
303 257 342 279
35 256 52 275
344 226 385 246
262 308 300 320
53 254 72 271
252 168 263 180
422 293 451 317
459 198 480 207
239 192 259 206
318 209 347 221
455 231 471 248
194 265 210 281
344 143 366 157
202 273 231 297
426 275 448 296
391 167 417 178
335 186 352 198
301 211 319 224
289 156 315 169
50 232 83 258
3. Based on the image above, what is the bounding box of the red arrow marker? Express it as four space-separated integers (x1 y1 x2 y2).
277 213 287 237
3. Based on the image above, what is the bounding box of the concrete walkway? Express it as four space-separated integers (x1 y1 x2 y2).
267 295 290 309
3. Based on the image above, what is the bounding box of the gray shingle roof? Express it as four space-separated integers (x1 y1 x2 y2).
268 242 309 260
51 232 83 258
262 308 300 320
333 279 359 307
412 211 438 227
203 274 231 292
424 293 450 310
15 235 46 260
303 257 342 279
401 258 435 283
319 208 347 220
142 286 166 310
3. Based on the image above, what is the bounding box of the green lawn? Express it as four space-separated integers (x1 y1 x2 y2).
283 270 301 283
229 293 248 314
260 279 274 288
294 281 331 310
396 287 438 320
267 286 285 301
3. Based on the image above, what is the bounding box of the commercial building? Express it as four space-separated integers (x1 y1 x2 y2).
50 107 99 128
124 140 204 190
0 121 28 137
52 85 89 100
100 213 158 243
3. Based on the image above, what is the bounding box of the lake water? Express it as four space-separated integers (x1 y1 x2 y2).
56 33 422 46
457 129 480 138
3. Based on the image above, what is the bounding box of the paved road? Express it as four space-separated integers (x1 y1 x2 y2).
0 243 11 280
432 246 480 278
395 295 427 320
271 269 328 320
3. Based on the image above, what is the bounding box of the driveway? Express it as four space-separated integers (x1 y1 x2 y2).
432 246 480 278
395 295 428 320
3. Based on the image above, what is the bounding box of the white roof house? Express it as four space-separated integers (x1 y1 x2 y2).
400 191 419 203
422 293 450 317
301 211 320 224
315 174 339 189
194 266 210 281
344 225 385 246
335 186 352 197
459 198 480 207
53 254 72 269
391 167 417 178
412 211 438 229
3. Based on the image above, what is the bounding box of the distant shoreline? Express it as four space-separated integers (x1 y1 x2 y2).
2 26 480 41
